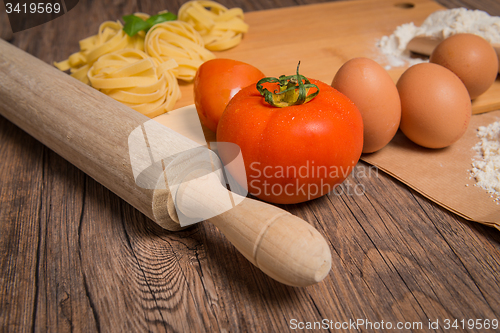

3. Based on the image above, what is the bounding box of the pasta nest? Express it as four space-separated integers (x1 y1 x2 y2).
178 0 249 51
88 49 181 118
145 20 215 81
54 4 250 117
54 19 146 84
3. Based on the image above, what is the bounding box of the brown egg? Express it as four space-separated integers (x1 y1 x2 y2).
397 63 471 149
430 33 499 100
332 57 401 153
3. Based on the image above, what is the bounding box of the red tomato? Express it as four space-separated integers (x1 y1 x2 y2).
194 58 265 133
216 78 364 204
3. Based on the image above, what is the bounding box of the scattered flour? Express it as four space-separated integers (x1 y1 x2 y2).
470 121 500 203
377 8 500 69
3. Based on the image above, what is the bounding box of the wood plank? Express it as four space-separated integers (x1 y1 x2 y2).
0 1 12 41
32 152 96 332
0 117 44 331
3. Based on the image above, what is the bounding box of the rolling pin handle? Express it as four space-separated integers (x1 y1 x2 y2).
175 170 332 287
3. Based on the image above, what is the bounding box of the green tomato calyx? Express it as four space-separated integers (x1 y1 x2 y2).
256 62 319 108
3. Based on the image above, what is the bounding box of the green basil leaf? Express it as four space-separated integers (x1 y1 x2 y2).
146 12 177 27
122 14 138 24
122 15 149 36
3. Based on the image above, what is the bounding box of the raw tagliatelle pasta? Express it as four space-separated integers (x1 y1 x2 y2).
178 0 248 51
145 20 215 81
54 3 249 118
54 17 147 84
88 49 181 118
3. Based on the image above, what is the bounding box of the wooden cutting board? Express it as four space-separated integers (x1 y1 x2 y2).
171 0 500 116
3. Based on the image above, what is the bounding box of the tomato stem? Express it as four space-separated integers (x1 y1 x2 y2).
256 62 319 108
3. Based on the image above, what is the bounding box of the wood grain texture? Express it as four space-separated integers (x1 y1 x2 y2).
1 0 500 332
0 1 12 41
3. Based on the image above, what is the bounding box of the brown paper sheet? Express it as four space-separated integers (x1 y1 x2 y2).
362 110 500 229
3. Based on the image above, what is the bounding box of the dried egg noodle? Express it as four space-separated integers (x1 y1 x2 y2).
54 18 147 84
54 5 248 117
178 0 249 51
88 49 181 118
145 20 215 81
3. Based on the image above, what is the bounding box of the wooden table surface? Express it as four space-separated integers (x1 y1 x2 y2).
1 0 500 332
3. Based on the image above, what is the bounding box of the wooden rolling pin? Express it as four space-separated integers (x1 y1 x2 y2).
407 35 500 73
0 39 332 287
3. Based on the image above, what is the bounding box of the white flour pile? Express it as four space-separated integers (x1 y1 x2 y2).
470 121 500 203
377 8 500 69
